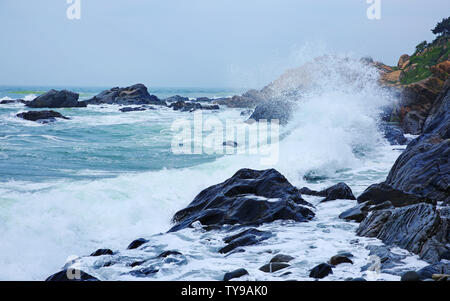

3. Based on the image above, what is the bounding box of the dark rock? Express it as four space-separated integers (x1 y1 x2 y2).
350 277 367 281
259 262 290 273
417 262 450 280
248 100 293 125
196 97 211 102
357 204 450 263
329 255 353 266
223 268 249 281
270 254 295 263
157 250 182 258
309 263 333 279
86 84 165 106
339 201 394 223
119 106 147 112
169 101 219 112
381 123 408 145
0 99 25 104
219 228 272 254
213 95 261 108
300 182 356 202
401 271 420 281
357 183 435 207
164 95 189 103
46 269 99 281
26 90 86 108
90 249 113 257
127 238 149 250
130 261 145 267
17 110 69 122
169 168 315 232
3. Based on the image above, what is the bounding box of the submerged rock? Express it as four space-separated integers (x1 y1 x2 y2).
223 268 249 281
26 89 86 108
127 238 149 250
86 84 165 106
339 200 394 222
169 100 219 112
169 168 315 232
219 228 272 254
119 106 151 112
90 249 114 257
357 204 450 263
17 110 69 123
46 269 99 281
309 263 333 279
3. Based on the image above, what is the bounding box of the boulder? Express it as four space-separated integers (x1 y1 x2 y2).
219 228 272 254
300 182 356 202
357 204 450 263
46 269 99 281
270 254 295 263
248 100 293 126
0 99 26 105
169 168 315 232
339 201 394 223
127 238 149 250
223 268 249 281
85 84 165 106
169 101 219 112
26 90 86 108
17 110 69 123
259 262 290 273
329 255 353 266
119 106 148 112
417 262 450 280
381 123 408 145
309 263 333 279
90 249 113 257
401 271 420 281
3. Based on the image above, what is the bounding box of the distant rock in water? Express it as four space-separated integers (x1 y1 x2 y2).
119 106 154 112
299 182 356 202
169 168 315 232
0 99 26 105
86 84 165 106
17 110 69 123
169 100 219 112
26 89 86 108
163 95 189 103
248 100 293 126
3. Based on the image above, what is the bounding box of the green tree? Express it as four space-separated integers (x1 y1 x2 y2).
431 17 450 36
415 41 428 54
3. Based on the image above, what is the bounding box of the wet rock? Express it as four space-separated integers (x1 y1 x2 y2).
130 267 159 277
339 201 394 223
300 182 356 202
270 254 294 263
309 263 333 279
259 262 290 273
86 84 165 106
46 269 99 281
26 90 86 108
90 249 114 257
127 238 149 250
164 95 189 103
17 110 69 123
357 183 435 207
169 101 219 112
329 255 353 266
349 277 367 281
130 260 145 267
357 204 450 263
157 250 182 258
169 168 315 232
417 262 450 280
361 245 406 272
381 123 408 145
0 99 25 104
248 100 293 125
213 95 261 108
401 271 420 281
223 268 249 281
219 228 272 254
119 106 148 112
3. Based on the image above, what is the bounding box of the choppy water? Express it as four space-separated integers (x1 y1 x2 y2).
0 60 430 280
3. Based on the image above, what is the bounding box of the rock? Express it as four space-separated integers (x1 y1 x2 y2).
46 269 99 281
223 268 249 281
129 267 159 277
17 110 69 123
169 101 218 112
248 100 293 125
213 95 261 108
309 263 333 279
329 255 353 266
270 254 295 263
401 271 420 281
259 262 290 273
300 182 356 202
169 168 315 232
196 97 212 102
357 204 450 263
417 262 450 280
127 238 149 250
397 54 410 69
157 250 182 258
0 99 25 104
350 277 367 281
86 84 165 106
26 90 86 108
219 228 272 254
90 249 114 256
381 123 408 145
361 245 406 272
384 79 450 205
357 183 435 207
164 95 189 103
240 109 253 116
119 106 148 112
338 203 368 222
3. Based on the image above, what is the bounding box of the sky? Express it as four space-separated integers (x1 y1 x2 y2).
0 0 448 89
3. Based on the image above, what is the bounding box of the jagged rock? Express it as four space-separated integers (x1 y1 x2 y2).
46 269 99 281
270 254 294 263
248 100 293 125
127 238 149 250
219 228 272 254
26 90 86 108
357 204 450 263
90 249 113 256
309 263 333 279
223 268 249 281
259 262 290 273
300 182 356 202
17 110 69 123
381 123 408 145
339 201 394 222
357 183 435 207
86 84 165 106
169 168 315 232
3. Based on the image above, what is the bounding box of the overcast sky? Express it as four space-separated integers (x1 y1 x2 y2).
0 0 448 89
